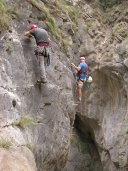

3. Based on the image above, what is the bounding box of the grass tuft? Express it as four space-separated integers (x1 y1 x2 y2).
12 115 37 129
28 0 82 50
0 138 11 149
0 0 9 31
55 0 81 24
28 0 62 41
26 143 34 151
5 41 13 55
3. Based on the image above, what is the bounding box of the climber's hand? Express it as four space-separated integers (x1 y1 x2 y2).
71 63 75 68
24 31 32 38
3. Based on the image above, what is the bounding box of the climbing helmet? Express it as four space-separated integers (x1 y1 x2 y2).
30 24 38 29
80 57 85 62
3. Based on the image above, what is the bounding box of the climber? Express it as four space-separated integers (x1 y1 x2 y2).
24 24 50 84
71 56 88 102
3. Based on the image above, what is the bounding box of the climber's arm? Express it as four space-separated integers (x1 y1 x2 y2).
71 63 81 72
24 31 32 38
48 36 51 42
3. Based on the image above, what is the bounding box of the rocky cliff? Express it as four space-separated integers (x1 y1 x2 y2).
0 0 128 171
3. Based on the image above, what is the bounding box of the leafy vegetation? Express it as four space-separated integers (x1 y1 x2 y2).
28 0 82 49
5 41 13 55
12 115 37 129
26 143 34 151
99 0 121 9
55 0 81 25
45 17 62 41
112 23 128 38
0 0 9 31
8 7 22 20
85 20 92 30
28 0 62 41
0 138 11 149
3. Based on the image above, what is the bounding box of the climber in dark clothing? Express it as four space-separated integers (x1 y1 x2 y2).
24 24 50 84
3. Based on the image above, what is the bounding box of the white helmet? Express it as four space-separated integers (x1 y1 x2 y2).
87 76 93 83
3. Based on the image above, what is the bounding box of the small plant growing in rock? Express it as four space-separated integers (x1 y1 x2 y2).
28 0 82 49
0 138 11 149
10 8 22 21
0 0 9 31
26 143 34 151
12 115 37 129
85 20 92 30
55 0 81 25
62 37 72 51
29 0 62 41
5 42 13 55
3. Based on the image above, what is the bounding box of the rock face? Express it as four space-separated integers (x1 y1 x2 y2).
1 0 78 170
0 25 75 171
0 147 37 171
74 1 128 171
0 0 128 171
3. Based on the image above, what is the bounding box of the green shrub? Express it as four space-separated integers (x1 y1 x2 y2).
5 42 13 55
28 0 82 49
26 143 34 151
0 138 11 149
29 0 62 41
55 0 81 24
100 0 121 9
12 115 37 129
0 0 9 31
9 8 22 20
45 17 62 41
85 20 92 30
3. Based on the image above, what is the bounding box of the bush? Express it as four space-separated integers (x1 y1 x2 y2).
28 0 82 49
12 115 37 129
26 143 34 151
0 0 9 31
5 41 13 55
0 138 11 149
100 0 121 9
29 0 62 41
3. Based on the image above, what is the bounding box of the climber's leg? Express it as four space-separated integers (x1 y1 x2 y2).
38 55 47 83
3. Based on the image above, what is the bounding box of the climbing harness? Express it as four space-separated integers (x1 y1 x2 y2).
77 63 88 76
34 46 47 56
34 44 51 67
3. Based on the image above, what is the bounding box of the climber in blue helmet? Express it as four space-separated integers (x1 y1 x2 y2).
71 56 90 102
24 24 51 84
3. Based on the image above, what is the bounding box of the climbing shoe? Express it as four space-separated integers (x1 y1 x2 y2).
75 97 81 104
36 79 47 84
78 97 81 102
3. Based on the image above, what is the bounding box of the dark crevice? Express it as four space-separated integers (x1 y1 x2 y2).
74 115 96 142
12 99 16 107
72 115 103 171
